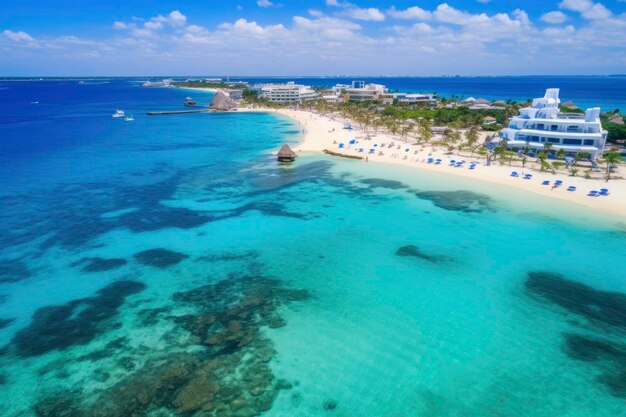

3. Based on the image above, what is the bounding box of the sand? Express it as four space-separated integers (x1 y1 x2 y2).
243 107 626 218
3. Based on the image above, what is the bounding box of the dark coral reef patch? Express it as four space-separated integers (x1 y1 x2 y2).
134 248 189 269
414 190 493 213
76 257 128 273
360 178 408 190
525 271 626 330
0 259 33 283
396 245 451 264
0 317 15 330
9 280 146 357
563 333 626 398
33 275 309 417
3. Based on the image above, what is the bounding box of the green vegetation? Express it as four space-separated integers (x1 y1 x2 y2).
381 105 509 127
559 105 584 114
602 121 626 143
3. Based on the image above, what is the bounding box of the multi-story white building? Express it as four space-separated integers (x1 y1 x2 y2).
253 82 319 103
500 88 607 160
343 81 388 102
395 93 437 104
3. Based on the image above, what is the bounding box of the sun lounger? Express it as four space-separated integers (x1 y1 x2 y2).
567 186 576 192
524 174 532 179
511 171 519 177
588 190 598 196
542 180 550 185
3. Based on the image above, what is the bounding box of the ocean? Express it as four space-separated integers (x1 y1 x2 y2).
1 79 626 417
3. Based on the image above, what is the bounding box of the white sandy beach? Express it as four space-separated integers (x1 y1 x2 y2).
244 107 626 217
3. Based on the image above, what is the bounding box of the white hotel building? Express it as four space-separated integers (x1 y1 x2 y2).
253 82 319 104
500 89 607 161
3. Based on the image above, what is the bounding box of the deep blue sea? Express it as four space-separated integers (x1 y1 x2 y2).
1 79 626 417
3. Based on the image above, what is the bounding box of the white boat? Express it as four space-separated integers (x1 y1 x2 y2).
112 110 125 118
124 115 134 122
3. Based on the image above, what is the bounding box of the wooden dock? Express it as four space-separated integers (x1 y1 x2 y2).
147 109 211 116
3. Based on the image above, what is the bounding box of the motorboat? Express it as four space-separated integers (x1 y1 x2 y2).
124 115 134 122
112 109 125 118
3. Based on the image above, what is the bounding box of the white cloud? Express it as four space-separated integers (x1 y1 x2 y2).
559 0 612 19
387 6 432 20
433 3 490 25
326 0 340 6
257 0 274 8
541 11 568 24
3 29 35 42
144 21 163 30
346 7 385 21
4 5 626 76
167 10 187 26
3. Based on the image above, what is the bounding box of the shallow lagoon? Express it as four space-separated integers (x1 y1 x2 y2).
1 80 626 417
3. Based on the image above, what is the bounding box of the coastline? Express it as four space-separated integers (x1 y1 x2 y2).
243 107 626 218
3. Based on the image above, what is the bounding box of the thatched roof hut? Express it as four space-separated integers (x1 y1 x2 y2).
277 144 297 162
209 91 236 111
609 114 624 125
562 100 579 110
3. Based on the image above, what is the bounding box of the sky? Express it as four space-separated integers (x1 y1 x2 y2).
1 0 626 76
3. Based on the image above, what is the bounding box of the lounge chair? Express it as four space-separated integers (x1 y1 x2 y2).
588 190 598 196
599 189 609 196
524 174 533 179
338 143 344 148
567 186 576 192
554 180 563 187
435 159 442 165
542 180 550 185
511 171 519 177
427 158 434 164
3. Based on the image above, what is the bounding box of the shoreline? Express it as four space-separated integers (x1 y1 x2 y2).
243 107 626 218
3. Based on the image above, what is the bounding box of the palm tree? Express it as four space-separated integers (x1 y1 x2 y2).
556 148 566 160
570 168 579 177
417 120 433 144
543 143 554 155
600 150 621 181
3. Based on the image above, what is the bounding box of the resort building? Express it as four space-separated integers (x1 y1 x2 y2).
253 82 319 104
500 88 608 160
395 93 437 104
342 81 388 102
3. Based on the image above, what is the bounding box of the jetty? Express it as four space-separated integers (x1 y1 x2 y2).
147 109 210 116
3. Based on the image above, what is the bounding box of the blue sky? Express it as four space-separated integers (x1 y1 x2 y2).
2 0 626 76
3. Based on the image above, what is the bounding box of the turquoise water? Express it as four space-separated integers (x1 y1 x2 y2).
1 81 626 417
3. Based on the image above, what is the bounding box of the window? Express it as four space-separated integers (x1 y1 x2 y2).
531 136 540 141
537 123 544 130
566 126 580 132
562 139 581 145
551 125 558 131
583 139 595 146
548 138 560 143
